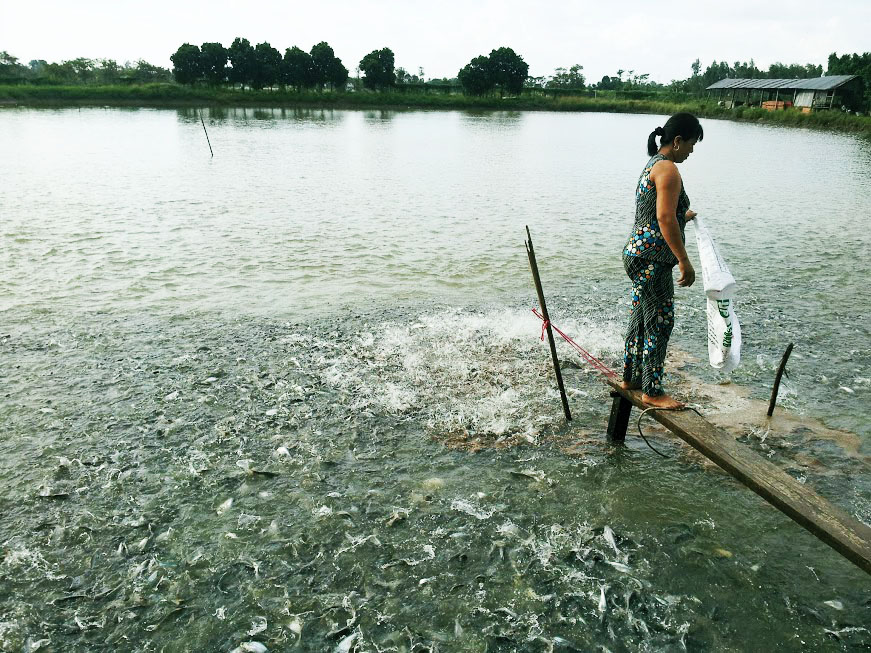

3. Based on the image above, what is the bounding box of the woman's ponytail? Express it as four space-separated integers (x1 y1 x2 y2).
647 126 664 156
647 115 703 156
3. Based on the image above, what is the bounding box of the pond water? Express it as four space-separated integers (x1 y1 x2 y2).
0 107 869 651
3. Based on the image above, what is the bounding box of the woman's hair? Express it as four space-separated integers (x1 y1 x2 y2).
647 112 704 156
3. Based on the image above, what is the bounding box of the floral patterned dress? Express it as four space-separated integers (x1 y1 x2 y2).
621 154 690 396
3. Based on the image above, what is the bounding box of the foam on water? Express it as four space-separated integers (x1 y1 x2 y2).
0 306 869 650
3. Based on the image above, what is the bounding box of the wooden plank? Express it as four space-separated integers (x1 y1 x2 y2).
605 378 871 575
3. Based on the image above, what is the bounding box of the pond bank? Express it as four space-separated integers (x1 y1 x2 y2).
2 83 870 138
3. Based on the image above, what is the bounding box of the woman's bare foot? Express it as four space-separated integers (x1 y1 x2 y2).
620 381 642 391
641 393 684 409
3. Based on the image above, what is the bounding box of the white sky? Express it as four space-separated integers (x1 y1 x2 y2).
1 0 868 83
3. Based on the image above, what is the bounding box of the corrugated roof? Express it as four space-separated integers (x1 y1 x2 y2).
706 75 858 91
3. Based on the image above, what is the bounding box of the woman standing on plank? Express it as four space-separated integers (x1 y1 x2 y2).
621 112 703 408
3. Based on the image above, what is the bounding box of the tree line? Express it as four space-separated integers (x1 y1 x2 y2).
2 43 868 109
170 40 450 92
0 51 171 84
170 39 349 91
674 58 824 94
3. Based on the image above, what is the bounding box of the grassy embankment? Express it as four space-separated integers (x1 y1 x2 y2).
2 83 870 138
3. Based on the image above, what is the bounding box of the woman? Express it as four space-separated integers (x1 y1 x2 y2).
621 112 703 409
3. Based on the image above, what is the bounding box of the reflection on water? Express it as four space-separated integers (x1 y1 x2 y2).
0 107 869 650
178 105 347 124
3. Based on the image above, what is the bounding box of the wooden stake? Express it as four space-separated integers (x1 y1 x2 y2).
199 110 214 157
767 343 794 417
607 391 632 441
525 226 571 421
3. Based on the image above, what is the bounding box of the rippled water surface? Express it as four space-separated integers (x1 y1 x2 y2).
1 107 869 651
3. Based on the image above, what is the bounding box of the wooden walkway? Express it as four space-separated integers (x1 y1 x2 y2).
605 379 871 575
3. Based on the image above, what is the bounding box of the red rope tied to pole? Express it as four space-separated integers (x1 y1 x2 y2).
532 308 619 379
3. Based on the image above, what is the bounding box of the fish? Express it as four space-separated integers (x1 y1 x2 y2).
216 498 233 515
335 632 358 653
598 585 608 613
385 509 409 527
605 560 631 573
230 643 267 653
602 526 620 555
288 616 303 635
551 636 583 650
824 626 869 640
248 616 267 636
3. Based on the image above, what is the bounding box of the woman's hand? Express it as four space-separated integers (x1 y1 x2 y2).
678 259 696 287
685 209 697 221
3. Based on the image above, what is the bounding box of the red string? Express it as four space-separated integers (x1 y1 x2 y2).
532 308 619 379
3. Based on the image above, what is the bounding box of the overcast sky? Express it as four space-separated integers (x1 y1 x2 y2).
2 0 868 83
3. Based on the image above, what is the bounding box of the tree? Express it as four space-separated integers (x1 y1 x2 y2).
488 47 528 95
327 57 349 91
359 47 395 89
828 51 871 109
96 59 120 84
251 41 281 89
200 42 228 86
458 55 494 95
132 60 172 83
309 41 347 90
396 67 423 85
547 64 585 89
68 57 96 83
596 75 618 90
228 37 255 88
282 46 314 90
310 41 336 90
42 61 77 83
170 44 202 85
0 51 27 82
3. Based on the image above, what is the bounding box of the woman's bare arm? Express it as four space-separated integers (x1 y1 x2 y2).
651 160 695 287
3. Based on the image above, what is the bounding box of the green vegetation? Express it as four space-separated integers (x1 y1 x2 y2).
828 52 871 108
0 50 171 84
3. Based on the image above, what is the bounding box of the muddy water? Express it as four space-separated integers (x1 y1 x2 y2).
0 107 868 651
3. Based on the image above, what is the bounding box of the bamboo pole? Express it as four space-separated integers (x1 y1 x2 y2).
767 343 794 417
525 226 572 421
199 110 214 157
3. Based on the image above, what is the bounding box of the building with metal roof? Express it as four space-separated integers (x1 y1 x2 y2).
706 75 862 111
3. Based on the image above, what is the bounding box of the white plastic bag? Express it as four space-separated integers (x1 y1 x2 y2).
694 216 741 373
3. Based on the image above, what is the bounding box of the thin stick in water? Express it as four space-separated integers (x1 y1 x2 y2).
525 226 572 421
767 343 794 417
199 110 213 157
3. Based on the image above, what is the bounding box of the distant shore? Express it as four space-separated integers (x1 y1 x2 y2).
2 84 869 138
